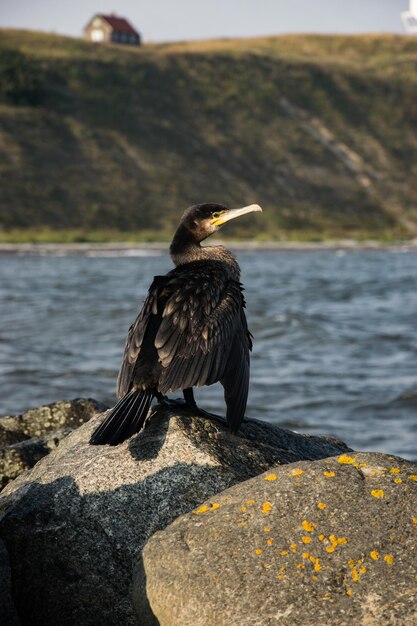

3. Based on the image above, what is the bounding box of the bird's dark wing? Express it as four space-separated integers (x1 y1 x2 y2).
154 261 251 398
116 275 167 398
220 306 252 433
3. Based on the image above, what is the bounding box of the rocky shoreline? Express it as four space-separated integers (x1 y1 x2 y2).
0 400 416 625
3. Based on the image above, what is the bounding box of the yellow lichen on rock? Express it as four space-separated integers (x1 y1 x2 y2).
338 454 357 465
264 474 277 481
384 554 394 565
261 502 272 514
323 471 336 478
289 468 304 476
317 502 327 510
370 489 385 498
301 520 317 532
370 550 380 561
193 502 220 514
193 505 209 514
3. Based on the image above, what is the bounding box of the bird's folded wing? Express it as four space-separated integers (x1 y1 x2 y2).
154 262 249 394
116 275 167 398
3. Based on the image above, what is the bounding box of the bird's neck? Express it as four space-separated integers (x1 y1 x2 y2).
170 226 239 277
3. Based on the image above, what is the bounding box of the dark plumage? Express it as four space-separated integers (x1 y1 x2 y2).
90 202 262 445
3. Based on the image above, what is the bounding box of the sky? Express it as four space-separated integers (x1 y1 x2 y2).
0 1 411 42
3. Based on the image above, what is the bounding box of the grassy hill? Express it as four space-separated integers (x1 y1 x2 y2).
1 29 417 242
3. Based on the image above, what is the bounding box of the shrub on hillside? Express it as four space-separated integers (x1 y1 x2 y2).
0 47 42 105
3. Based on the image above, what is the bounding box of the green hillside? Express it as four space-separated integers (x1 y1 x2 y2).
1 29 417 242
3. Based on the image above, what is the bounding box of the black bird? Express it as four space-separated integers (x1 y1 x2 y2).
90 202 262 445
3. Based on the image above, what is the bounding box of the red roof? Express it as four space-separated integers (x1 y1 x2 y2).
100 14 139 35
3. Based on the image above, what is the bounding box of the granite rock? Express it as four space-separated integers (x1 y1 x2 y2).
0 406 348 626
141 452 417 626
0 398 106 488
0 539 20 626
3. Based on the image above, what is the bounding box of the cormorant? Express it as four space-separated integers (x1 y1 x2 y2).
90 202 262 445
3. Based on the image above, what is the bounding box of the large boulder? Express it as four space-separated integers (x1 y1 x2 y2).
0 406 348 626
140 452 417 626
0 398 106 488
0 539 20 626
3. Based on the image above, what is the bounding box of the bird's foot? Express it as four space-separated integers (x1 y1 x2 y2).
157 395 226 426
188 405 227 426
157 396 188 409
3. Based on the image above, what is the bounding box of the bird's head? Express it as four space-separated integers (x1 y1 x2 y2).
179 202 262 242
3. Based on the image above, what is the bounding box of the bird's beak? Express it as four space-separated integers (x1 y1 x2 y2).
211 204 262 227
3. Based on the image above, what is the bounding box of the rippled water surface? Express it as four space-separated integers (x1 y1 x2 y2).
1 249 416 459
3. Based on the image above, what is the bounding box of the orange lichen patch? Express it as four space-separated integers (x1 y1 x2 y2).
193 505 210 514
323 471 336 478
238 521 248 527
246 499 255 505
262 502 272 514
318 534 325 541
290 468 304 476
255 549 263 555
281 550 289 556
193 502 221 514
359 566 367 574
290 543 297 553
296 564 305 569
317 502 327 510
394 478 403 484
384 554 394 565
314 562 322 573
348 559 355 568
265 474 277 481
279 566 286 571
408 475 417 482
370 550 380 561
302 552 310 559
241 506 247 512
277 573 286 580
351 568 360 582
311 575 319 581
326 535 347 553
338 454 357 465
359 462 367 467
346 589 353 596
390 467 401 474
371 489 385 498
301 536 312 544
302 520 317 532
413 518 417 524
267 539 273 546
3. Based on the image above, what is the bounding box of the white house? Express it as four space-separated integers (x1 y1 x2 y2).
401 0 417 34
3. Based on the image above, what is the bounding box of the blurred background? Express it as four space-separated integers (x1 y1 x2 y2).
0 1 416 459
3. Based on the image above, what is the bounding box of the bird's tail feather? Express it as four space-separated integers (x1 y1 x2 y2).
90 390 153 446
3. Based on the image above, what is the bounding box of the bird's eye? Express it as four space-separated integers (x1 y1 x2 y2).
212 212 220 219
